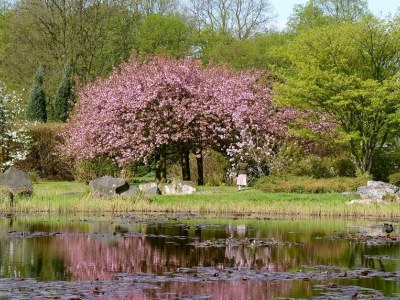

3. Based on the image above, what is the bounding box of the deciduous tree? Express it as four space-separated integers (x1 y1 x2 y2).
287 0 369 32
136 14 193 58
275 17 400 174
187 0 275 39
63 56 288 183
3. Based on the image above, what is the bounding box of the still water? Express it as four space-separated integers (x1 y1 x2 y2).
0 214 399 299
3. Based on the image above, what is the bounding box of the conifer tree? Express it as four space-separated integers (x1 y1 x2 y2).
53 63 75 122
26 67 47 122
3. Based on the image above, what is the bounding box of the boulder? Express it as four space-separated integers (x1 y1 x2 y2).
89 176 129 198
120 186 140 199
138 182 160 196
349 180 400 204
161 181 196 195
357 181 400 201
0 167 33 196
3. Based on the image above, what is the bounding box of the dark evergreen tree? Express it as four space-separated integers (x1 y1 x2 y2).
53 63 75 122
26 67 47 122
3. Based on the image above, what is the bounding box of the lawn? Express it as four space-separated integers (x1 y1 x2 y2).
1 181 399 217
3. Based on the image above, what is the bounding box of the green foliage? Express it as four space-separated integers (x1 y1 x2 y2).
0 0 144 100
287 0 369 32
74 158 120 183
0 8 11 58
254 175 366 193
197 31 292 72
53 63 75 122
267 142 355 179
136 14 193 58
275 18 400 173
193 151 229 186
370 144 400 181
120 160 155 184
15 122 73 180
124 161 154 178
388 172 400 186
287 1 328 32
26 67 47 122
285 156 356 179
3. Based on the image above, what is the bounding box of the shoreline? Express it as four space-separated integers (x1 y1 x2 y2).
1 182 398 217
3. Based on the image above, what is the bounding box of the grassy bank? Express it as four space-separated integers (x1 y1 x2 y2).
1 181 400 217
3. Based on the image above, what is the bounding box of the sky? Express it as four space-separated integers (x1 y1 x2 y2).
269 0 400 30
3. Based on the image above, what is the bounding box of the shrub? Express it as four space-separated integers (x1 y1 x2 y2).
121 159 155 182
254 175 367 193
370 147 400 181
15 122 74 180
277 155 356 179
74 158 120 183
333 157 357 177
388 172 400 186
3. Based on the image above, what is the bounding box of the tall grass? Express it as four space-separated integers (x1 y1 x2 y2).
1 181 399 217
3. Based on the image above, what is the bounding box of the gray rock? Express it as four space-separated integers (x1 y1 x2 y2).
161 181 196 195
139 182 160 195
89 176 129 198
348 198 386 205
0 167 33 196
120 186 140 199
357 180 400 200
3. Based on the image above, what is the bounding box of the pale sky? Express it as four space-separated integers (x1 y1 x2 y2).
269 0 400 30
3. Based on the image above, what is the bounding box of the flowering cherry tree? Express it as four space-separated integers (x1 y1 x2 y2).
63 56 290 183
0 82 31 170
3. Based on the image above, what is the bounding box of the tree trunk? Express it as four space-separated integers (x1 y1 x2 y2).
160 145 167 183
155 149 161 183
181 149 191 181
196 151 204 186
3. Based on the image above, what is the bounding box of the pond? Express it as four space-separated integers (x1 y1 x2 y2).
0 213 399 299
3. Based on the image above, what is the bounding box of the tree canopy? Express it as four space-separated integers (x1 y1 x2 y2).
275 17 400 173
63 56 292 181
287 0 370 32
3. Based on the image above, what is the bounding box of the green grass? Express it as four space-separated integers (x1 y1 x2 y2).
1 181 399 217
149 186 398 217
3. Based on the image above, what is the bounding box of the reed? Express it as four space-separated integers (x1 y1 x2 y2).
1 181 399 217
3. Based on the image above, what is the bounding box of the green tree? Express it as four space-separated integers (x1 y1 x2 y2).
26 67 47 123
53 63 75 122
0 1 14 74
136 14 193 57
287 0 369 32
199 30 292 71
0 0 182 100
275 17 400 175
0 0 144 98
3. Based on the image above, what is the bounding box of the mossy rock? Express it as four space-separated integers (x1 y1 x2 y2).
382 193 400 203
0 185 14 204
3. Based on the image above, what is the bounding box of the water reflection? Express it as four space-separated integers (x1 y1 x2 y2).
0 215 399 299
